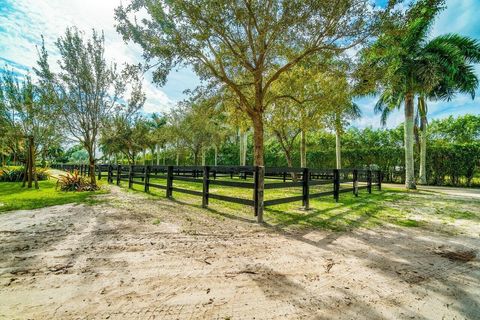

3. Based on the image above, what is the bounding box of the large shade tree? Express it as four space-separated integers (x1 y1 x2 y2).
115 0 389 167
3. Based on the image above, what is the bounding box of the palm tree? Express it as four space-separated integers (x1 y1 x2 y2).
361 0 480 189
417 37 480 184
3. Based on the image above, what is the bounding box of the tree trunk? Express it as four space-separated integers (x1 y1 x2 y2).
251 115 264 166
88 152 96 185
22 156 28 187
214 145 218 166
300 129 306 168
176 152 179 166
404 93 416 189
335 128 341 170
27 136 34 188
239 129 247 166
156 144 160 165
418 98 427 185
33 157 39 189
239 129 243 166
201 148 206 166
143 149 146 165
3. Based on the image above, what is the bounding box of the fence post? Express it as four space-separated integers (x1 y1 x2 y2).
116 165 121 185
353 169 359 197
333 169 340 202
98 165 102 180
108 165 113 184
166 165 173 198
144 165 150 192
377 170 382 190
367 169 372 194
202 166 210 208
302 167 310 210
128 165 134 188
253 166 265 223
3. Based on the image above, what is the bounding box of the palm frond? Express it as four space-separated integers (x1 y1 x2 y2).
431 34 480 64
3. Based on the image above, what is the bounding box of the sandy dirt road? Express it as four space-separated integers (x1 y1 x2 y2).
1 186 479 319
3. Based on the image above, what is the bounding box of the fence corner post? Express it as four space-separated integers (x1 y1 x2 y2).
144 165 150 192
302 167 310 210
166 165 173 198
253 166 264 223
333 169 340 202
367 169 372 194
128 165 134 189
202 166 210 208
353 169 359 197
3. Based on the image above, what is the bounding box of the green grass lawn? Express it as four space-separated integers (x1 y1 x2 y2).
3 172 478 234
120 175 433 231
0 179 107 213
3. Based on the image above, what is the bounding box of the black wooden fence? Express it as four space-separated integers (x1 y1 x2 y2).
52 164 382 222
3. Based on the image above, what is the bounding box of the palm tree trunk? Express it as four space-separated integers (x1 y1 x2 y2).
404 93 416 189
418 97 427 185
156 144 160 165
300 129 306 168
335 129 341 170
418 123 427 185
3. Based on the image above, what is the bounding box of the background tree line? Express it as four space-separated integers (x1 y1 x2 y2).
1 0 479 191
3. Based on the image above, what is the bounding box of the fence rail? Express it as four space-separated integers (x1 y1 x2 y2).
52 163 382 222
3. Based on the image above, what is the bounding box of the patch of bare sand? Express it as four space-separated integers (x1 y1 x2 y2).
0 186 479 319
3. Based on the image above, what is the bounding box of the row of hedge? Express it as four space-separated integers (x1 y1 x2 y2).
304 143 480 187
143 142 480 187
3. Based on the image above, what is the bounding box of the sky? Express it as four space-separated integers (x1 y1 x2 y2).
0 0 479 128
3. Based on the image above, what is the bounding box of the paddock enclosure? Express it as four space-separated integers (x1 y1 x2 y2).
52 164 382 222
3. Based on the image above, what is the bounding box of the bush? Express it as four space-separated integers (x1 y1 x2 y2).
0 167 49 182
57 169 99 191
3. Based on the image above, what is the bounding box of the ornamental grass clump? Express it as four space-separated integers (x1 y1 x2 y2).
57 169 98 191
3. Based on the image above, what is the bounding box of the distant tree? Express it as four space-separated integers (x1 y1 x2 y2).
35 28 145 185
149 113 168 165
100 115 153 164
326 101 361 170
0 69 58 188
428 115 480 143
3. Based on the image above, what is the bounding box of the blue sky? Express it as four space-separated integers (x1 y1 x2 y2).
0 0 479 128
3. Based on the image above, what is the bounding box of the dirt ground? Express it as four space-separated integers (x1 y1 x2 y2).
1 185 479 320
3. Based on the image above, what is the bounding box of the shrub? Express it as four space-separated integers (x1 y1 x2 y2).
57 169 99 191
0 167 49 182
